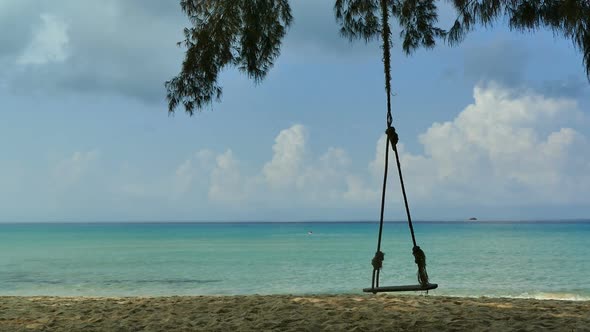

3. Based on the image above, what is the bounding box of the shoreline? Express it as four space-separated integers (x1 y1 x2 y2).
2 290 589 302
1 292 589 302
2 294 589 331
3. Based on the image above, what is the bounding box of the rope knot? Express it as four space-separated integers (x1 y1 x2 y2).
385 126 399 147
371 251 385 270
412 246 429 287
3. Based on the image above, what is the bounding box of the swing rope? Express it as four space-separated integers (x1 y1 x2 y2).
370 0 429 290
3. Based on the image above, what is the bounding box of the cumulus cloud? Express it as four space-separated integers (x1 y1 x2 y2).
117 149 215 201
208 150 249 204
399 83 589 206
263 124 307 188
172 150 214 197
153 124 369 210
257 125 373 205
343 175 378 203
2 83 588 221
294 147 352 203
110 84 589 218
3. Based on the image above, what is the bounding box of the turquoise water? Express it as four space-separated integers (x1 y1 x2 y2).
1 222 589 300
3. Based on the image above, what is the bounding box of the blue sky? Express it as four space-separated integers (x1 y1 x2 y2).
0 0 589 222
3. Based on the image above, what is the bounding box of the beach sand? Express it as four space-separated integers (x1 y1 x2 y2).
1 295 588 331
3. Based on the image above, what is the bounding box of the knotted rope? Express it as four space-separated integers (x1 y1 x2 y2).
413 246 429 287
369 0 430 291
372 251 384 270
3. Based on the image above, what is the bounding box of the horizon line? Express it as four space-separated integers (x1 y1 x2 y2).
0 218 589 224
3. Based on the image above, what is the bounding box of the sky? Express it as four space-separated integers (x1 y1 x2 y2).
0 0 589 222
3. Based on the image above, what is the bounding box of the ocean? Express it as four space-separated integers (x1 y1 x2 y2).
1 221 589 300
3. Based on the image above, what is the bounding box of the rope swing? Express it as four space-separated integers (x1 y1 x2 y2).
363 0 437 294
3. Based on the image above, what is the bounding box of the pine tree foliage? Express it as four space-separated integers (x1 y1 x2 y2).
167 0 590 115
165 0 292 115
334 0 446 54
447 0 590 77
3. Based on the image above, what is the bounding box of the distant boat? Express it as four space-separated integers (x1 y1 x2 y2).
468 217 478 221
307 231 313 235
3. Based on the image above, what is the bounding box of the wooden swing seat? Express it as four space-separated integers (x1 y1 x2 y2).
363 283 438 293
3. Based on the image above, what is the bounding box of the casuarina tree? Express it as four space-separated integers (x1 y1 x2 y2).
166 0 590 115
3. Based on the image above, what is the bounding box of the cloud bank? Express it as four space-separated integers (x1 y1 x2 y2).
1 83 587 221
0 0 384 102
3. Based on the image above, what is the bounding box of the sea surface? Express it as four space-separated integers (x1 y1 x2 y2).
1 221 589 300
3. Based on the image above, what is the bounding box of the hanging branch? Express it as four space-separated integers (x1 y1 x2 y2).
380 0 393 126
168 0 590 115
166 0 292 115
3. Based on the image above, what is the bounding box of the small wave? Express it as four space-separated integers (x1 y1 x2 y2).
429 290 590 302
509 292 590 301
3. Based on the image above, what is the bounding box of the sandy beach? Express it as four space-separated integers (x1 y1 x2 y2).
1 295 588 331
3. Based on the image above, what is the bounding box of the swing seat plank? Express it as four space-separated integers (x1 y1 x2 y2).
363 283 438 293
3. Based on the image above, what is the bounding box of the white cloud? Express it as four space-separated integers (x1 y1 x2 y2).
161 125 366 208
134 87 589 217
208 150 248 204
263 124 307 188
343 175 378 203
258 125 371 205
400 83 590 206
4 83 587 221
369 134 390 179
17 13 69 65
117 149 216 202
295 147 351 202
172 149 215 196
